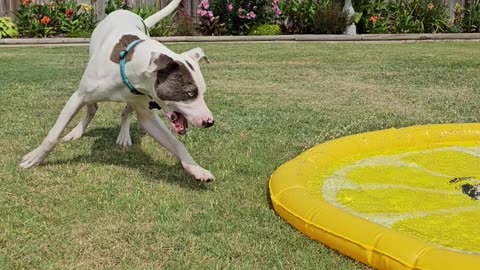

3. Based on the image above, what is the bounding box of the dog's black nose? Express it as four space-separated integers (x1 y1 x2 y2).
202 119 214 128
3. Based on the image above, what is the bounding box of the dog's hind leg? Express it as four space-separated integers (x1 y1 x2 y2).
63 103 98 141
20 90 85 169
134 105 215 182
116 104 134 147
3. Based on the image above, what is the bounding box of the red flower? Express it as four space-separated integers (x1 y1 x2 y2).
22 0 33 5
40 16 50 25
369 16 379 23
66 9 74 18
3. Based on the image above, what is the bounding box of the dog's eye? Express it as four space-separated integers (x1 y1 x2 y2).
187 91 196 98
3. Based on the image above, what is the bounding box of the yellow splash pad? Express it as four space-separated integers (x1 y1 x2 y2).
270 124 480 270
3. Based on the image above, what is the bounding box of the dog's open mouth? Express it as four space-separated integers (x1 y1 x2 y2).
170 111 188 135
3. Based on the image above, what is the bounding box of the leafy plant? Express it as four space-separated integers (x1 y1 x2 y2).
388 0 450 33
249 24 281 35
312 1 350 34
173 9 197 36
105 0 130 14
198 15 227 36
14 0 95 38
355 0 450 34
196 0 226 35
463 0 480 32
0 17 19 38
388 0 423 33
134 6 175 36
14 0 57 37
59 3 96 37
357 0 390 34
277 0 319 34
208 0 271 35
450 3 463 33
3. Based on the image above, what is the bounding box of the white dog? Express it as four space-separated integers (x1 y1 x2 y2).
20 0 216 182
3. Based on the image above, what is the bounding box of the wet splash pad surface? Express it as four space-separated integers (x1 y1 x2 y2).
269 124 480 270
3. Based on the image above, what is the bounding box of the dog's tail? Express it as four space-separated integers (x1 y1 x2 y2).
144 0 182 29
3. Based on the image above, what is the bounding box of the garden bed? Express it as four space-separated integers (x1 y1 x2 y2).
2 33 480 46
3 0 480 40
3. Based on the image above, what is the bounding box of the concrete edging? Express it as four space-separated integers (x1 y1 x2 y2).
2 33 480 45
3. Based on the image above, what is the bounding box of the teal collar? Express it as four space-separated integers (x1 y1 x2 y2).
119 39 161 110
119 39 145 96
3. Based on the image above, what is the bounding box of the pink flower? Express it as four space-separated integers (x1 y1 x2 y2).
207 11 213 18
227 3 233 11
247 11 256 20
238 8 245 19
272 0 282 16
197 9 207 17
200 0 209 9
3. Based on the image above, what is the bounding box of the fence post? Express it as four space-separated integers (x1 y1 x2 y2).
93 0 105 22
0 0 20 17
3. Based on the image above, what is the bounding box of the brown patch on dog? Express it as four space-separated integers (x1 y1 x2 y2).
154 56 198 102
110 35 140 64
152 54 175 71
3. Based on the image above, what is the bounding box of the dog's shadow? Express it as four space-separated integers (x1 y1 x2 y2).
45 125 207 190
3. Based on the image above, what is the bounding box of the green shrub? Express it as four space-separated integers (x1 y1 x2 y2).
14 0 95 38
105 0 130 14
355 0 450 34
277 0 319 34
60 3 96 37
133 6 175 36
0 17 18 38
201 0 272 36
197 15 227 36
172 9 197 36
357 0 390 34
463 0 480 32
249 24 281 35
388 0 450 33
450 3 464 33
312 1 350 34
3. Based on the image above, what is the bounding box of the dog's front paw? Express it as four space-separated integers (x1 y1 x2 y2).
19 148 49 169
63 125 84 142
116 130 132 147
182 163 215 182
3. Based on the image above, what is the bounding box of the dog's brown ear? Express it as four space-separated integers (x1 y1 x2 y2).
146 52 175 74
184 48 209 63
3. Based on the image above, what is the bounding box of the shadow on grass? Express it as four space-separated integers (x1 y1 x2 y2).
44 125 209 191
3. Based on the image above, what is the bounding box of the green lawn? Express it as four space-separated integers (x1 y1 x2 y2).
1 41 479 269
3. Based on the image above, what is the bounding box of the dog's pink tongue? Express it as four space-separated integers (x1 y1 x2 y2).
173 113 188 135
